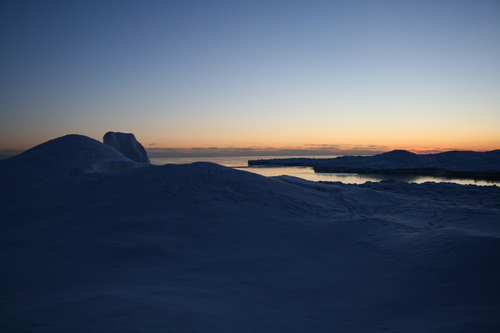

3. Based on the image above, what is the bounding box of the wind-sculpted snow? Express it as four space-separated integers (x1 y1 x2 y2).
0 135 145 188
103 131 150 163
249 149 500 179
1 135 499 332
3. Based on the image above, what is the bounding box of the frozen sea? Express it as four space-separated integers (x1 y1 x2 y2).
150 156 500 186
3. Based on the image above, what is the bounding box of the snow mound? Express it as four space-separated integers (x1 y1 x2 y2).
1 136 500 332
103 131 149 163
369 149 421 167
0 135 144 187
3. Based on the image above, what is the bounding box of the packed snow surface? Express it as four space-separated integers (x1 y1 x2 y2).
103 131 150 163
1 135 499 332
249 149 500 179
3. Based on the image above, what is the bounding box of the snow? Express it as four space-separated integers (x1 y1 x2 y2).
1 135 500 332
249 149 500 179
103 131 150 164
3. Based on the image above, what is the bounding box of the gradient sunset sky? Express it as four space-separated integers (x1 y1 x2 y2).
1 0 499 156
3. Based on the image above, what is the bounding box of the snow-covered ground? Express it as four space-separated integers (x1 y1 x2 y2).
1 135 499 332
249 149 500 180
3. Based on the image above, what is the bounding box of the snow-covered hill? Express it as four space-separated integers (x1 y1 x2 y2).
1 135 499 332
249 149 500 179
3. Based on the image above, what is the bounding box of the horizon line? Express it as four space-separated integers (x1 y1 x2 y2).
2 145 496 160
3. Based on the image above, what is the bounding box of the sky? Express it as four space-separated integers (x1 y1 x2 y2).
1 0 499 156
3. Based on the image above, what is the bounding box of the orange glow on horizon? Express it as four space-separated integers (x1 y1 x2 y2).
1 128 498 156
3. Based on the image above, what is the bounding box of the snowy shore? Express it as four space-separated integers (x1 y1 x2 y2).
249 149 500 180
1 135 499 332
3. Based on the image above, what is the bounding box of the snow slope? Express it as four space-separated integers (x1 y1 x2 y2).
0 135 145 184
249 149 500 179
1 135 500 332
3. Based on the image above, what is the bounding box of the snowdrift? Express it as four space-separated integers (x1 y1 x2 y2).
0 135 146 185
249 149 500 179
1 135 499 332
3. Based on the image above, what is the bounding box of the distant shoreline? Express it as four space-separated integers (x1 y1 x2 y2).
312 167 500 181
249 149 500 181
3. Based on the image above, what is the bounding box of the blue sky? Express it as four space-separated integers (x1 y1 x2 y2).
1 0 499 155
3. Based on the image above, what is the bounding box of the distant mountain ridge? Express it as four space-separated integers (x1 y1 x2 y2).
249 149 500 179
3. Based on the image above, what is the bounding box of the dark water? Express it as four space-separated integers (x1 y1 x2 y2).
150 156 499 186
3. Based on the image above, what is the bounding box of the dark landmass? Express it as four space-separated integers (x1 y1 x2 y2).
249 149 500 180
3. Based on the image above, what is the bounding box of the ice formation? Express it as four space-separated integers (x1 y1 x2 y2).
103 131 150 163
